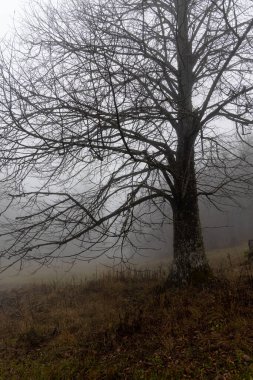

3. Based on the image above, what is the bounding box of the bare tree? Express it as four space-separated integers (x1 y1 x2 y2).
0 0 253 284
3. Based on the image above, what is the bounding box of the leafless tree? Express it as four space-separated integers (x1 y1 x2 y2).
0 0 253 284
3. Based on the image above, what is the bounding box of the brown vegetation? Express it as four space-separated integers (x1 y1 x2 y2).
0 253 253 379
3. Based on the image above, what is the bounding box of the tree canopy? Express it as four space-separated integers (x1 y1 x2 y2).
0 0 252 283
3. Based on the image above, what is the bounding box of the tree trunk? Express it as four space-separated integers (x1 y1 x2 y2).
166 0 211 286
168 152 212 286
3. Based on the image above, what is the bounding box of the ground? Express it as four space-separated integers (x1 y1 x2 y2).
0 247 253 379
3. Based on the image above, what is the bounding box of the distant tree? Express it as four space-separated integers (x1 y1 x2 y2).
0 0 253 284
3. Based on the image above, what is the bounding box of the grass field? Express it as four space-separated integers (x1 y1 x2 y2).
0 246 253 379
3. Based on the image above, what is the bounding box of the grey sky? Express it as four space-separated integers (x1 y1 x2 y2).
0 0 23 37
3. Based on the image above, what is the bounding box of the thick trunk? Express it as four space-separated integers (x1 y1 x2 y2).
168 157 211 286
166 0 211 286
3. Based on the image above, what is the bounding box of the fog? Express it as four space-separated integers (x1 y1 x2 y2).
0 0 252 287
0 194 252 288
201 201 253 250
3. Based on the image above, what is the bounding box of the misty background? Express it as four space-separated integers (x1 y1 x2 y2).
1 195 252 286
0 0 252 286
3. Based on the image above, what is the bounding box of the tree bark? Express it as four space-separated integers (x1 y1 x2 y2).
169 150 212 286
165 0 212 286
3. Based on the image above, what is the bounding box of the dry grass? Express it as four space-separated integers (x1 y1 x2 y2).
0 250 253 379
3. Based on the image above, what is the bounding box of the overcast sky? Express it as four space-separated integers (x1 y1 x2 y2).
0 0 24 37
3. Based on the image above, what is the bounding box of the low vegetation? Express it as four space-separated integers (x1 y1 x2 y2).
0 250 253 379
